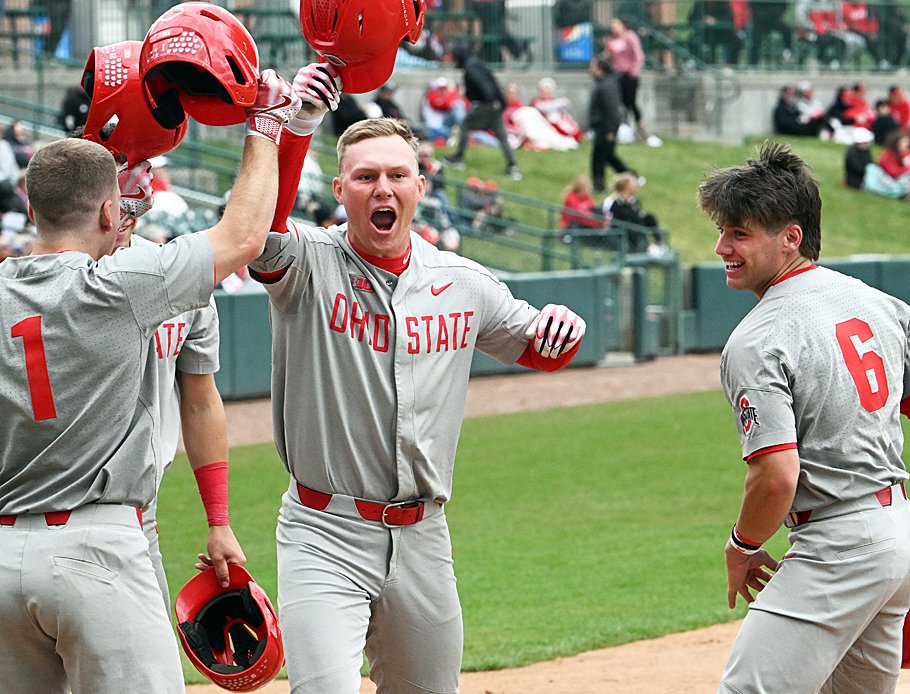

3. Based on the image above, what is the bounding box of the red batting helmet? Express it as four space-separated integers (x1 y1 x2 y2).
80 41 187 166
140 2 259 126
175 564 284 692
299 0 425 94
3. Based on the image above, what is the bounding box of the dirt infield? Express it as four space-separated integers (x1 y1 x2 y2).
186 354 910 693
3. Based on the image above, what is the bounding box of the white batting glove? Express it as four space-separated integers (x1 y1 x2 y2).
525 304 586 358
286 63 342 137
246 69 303 143
118 161 153 221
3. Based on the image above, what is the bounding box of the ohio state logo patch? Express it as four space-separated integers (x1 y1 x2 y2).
739 396 760 434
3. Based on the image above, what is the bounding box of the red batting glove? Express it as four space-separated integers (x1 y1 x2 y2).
286 63 342 137
525 304 586 358
245 68 302 144
118 161 153 222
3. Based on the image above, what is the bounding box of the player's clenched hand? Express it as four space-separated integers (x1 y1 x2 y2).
286 63 342 137
195 525 247 588
525 304 586 358
246 68 302 142
117 161 153 221
725 542 778 609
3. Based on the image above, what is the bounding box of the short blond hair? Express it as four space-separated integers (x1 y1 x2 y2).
336 117 419 170
27 138 117 229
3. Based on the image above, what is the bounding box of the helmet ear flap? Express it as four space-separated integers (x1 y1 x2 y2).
149 87 186 130
178 620 219 669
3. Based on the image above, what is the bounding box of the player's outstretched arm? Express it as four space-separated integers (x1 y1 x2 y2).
206 69 301 284
271 63 341 233
177 371 246 588
516 304 587 372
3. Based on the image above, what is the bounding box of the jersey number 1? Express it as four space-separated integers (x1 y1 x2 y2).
11 315 57 421
835 317 888 412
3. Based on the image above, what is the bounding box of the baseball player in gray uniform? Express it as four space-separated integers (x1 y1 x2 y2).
248 65 588 693
0 70 300 693
698 141 910 693
115 173 246 607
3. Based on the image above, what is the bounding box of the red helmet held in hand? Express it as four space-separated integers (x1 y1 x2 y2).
80 41 187 166
175 564 284 692
140 2 259 126
299 0 425 94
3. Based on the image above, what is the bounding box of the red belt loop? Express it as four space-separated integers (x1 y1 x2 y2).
136 509 143 528
875 486 893 507
0 515 16 526
44 511 72 526
296 484 332 511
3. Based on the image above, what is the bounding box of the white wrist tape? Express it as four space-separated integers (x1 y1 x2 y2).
285 112 326 137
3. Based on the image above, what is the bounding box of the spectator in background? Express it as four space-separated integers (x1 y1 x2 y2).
878 128 910 180
871 2 908 68
688 0 743 66
366 82 425 138
2 121 33 169
795 0 848 68
421 76 466 146
773 85 825 137
560 174 605 235
871 99 900 145
603 171 665 255
795 81 827 124
59 85 90 134
503 82 579 152
417 141 449 205
445 44 522 181
0 135 26 216
330 93 369 137
603 16 647 140
841 1 881 66
887 86 910 128
531 77 583 142
588 55 629 194
43 0 71 57
748 0 793 65
843 126 874 189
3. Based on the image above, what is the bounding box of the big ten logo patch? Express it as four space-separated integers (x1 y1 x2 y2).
154 321 187 359
350 275 374 292
739 395 759 435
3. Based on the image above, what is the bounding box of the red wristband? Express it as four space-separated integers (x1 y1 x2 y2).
194 461 230 526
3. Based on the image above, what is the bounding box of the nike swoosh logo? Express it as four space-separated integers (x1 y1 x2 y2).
431 282 453 296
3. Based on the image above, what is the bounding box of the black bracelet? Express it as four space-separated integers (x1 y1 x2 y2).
730 525 762 553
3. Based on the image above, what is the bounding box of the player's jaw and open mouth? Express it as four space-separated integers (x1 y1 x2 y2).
370 207 398 236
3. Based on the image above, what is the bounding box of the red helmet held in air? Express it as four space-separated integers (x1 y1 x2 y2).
140 2 259 126
299 0 425 94
80 41 187 166
175 564 284 692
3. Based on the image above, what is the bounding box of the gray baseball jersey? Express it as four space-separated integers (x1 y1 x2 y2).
0 232 214 693
250 221 538 692
721 265 910 510
0 232 215 513
718 265 910 693
130 234 220 611
251 221 538 503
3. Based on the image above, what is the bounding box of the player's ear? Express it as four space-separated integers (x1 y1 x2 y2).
99 198 117 234
783 223 802 252
332 176 343 204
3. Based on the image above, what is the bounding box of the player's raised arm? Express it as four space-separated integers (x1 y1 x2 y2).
271 63 341 233
205 69 301 284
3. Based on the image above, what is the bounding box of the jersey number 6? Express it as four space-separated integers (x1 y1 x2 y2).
835 317 888 413
11 315 58 421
